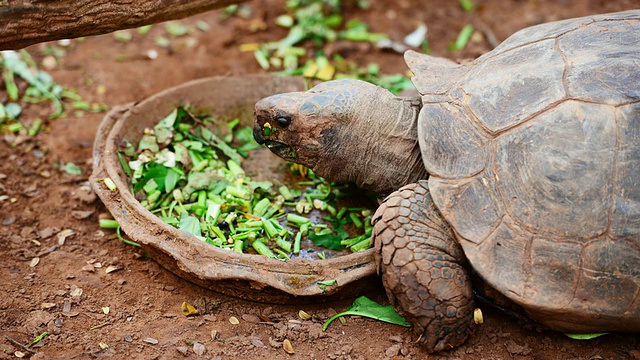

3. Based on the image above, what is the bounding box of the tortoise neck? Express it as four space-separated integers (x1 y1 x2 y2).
315 86 428 195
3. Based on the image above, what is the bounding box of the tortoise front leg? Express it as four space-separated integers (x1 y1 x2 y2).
372 180 474 352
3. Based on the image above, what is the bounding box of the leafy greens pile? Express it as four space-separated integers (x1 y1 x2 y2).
122 106 374 260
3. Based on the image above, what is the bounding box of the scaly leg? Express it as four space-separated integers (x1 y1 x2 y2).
373 180 474 352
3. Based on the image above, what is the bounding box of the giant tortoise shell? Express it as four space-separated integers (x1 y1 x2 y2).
253 10 640 352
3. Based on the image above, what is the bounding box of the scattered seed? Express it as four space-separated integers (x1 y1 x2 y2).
474 308 484 324
98 342 109 350
14 351 25 358
298 310 311 320
69 286 83 297
210 330 219 340
56 229 76 245
102 307 110 315
143 337 159 345
41 302 56 309
105 265 123 274
103 177 117 192
283 339 294 354
229 316 239 325
29 257 40 267
71 210 94 220
82 265 95 272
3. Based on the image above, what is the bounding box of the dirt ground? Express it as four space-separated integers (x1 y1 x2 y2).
2 0 640 359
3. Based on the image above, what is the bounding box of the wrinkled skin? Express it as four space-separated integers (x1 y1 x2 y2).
254 79 427 196
254 79 472 352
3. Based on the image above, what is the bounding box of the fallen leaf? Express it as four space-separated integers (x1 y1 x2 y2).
181 301 199 316
229 316 239 325
193 342 206 356
283 339 294 354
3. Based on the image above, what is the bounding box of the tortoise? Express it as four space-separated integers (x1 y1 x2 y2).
253 10 640 352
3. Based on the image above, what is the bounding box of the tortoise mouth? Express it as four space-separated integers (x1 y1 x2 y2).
265 140 298 161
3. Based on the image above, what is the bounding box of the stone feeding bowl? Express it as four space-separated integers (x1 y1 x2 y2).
90 76 378 304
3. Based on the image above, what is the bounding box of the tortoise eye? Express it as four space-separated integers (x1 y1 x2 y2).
276 115 291 128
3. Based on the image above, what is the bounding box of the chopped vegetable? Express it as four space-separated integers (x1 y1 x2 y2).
120 105 375 259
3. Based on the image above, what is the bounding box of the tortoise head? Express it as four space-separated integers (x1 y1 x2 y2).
254 79 373 173
254 79 426 195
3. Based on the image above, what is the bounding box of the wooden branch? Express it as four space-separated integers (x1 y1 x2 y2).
0 0 246 50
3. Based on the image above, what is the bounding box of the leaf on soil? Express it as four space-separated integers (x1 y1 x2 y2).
58 162 82 175
322 296 410 331
565 333 609 340
181 301 199 316
193 342 206 356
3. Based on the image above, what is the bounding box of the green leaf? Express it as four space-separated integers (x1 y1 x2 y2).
138 134 159 152
164 168 181 193
458 0 475 12
449 24 475 52
154 108 177 144
308 233 342 250
565 333 609 340
58 162 82 175
322 296 410 331
178 212 202 238
2 103 22 120
317 279 336 292
134 164 168 192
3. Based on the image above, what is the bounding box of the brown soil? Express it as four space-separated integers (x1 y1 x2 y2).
1 0 639 359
